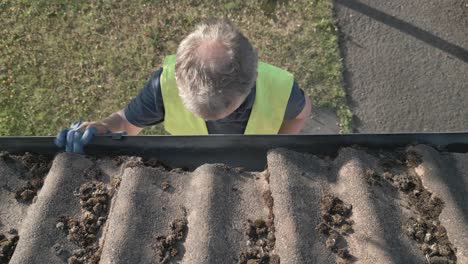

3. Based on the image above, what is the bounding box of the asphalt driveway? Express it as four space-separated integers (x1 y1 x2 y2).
335 0 468 132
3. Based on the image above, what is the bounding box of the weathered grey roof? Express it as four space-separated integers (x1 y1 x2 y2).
0 145 466 263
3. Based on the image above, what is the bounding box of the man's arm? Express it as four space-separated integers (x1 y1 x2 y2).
76 68 165 135
77 110 143 135
56 69 165 153
278 95 311 134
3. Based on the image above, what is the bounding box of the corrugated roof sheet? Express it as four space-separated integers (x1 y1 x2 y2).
0 145 466 264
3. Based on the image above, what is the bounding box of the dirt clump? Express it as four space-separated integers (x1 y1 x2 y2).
15 187 37 202
8 152 52 203
263 170 271 184
405 150 422 168
316 193 354 263
233 167 246 174
381 152 444 218
263 189 277 246
262 190 274 210
379 148 422 171
238 219 279 264
110 177 121 189
0 232 19 263
161 181 171 192
14 176 44 203
83 166 103 181
364 169 382 186
170 167 188 173
142 158 172 171
14 152 52 179
57 181 112 264
122 157 145 169
402 217 456 263
337 248 351 259
154 215 188 263
318 194 353 234
123 156 175 172
238 185 279 264
122 156 189 173
111 155 129 166
379 150 457 263
0 151 15 164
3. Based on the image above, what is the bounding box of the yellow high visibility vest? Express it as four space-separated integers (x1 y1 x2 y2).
160 55 293 134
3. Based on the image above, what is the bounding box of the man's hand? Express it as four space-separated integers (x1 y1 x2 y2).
55 110 143 154
77 121 112 135
55 121 110 154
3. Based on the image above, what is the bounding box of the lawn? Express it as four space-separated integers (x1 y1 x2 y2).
0 0 352 136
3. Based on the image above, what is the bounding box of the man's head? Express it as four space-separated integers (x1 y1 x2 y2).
175 19 258 120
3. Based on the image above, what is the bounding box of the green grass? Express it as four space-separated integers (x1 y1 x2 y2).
0 0 352 136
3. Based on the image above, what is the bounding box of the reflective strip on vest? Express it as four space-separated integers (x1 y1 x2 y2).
160 55 293 135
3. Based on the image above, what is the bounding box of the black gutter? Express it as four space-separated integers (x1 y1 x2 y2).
1 133 467 170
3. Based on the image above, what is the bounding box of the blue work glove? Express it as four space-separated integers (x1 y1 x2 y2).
55 120 103 154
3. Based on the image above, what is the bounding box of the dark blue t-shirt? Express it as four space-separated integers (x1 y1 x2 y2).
124 68 306 134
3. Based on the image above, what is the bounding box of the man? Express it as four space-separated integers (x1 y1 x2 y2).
56 20 311 153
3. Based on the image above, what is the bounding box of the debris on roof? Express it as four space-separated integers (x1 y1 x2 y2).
0 145 466 263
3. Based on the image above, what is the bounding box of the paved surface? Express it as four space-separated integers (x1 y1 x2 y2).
335 0 468 132
301 108 340 134
1 148 467 263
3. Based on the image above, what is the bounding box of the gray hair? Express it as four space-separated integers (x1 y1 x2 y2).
175 19 258 120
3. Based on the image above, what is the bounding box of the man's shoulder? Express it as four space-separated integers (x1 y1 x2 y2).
150 67 164 81
144 67 164 91
258 61 293 76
